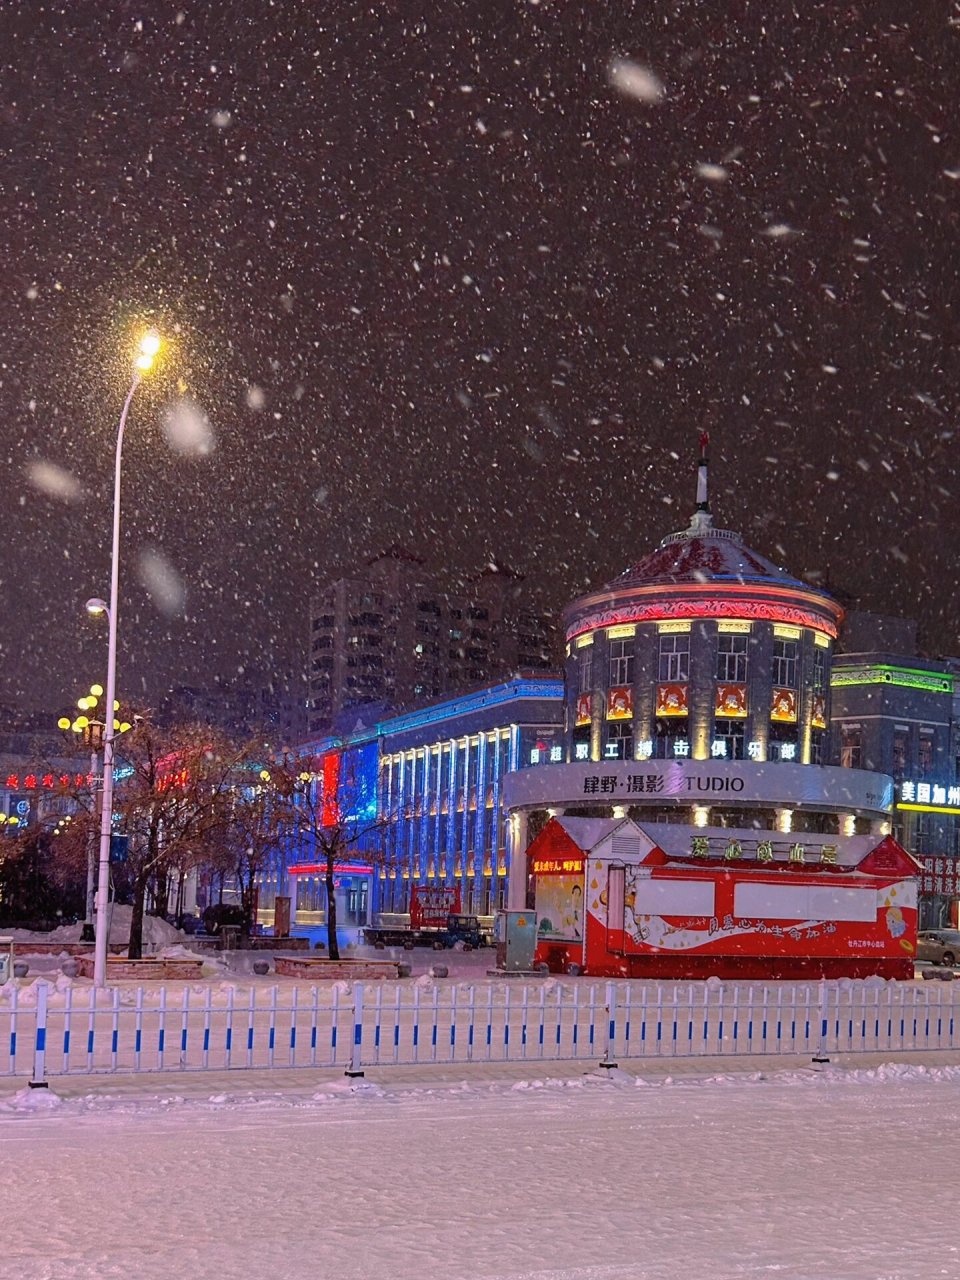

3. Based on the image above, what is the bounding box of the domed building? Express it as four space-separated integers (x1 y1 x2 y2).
562 436 842 771
501 441 914 979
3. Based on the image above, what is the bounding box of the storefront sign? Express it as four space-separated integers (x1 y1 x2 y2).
531 856 584 875
4 771 88 790
917 855 959 896
503 760 893 815
899 781 960 812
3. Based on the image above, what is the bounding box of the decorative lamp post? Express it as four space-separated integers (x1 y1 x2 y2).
56 683 132 943
90 329 162 988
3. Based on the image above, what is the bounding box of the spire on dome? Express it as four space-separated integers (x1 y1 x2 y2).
690 430 712 533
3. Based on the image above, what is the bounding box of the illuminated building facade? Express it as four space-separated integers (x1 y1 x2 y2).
260 676 563 929
830 614 960 927
562 439 842 771
503 441 898 920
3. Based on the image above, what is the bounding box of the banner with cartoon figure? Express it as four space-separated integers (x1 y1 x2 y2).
771 687 798 722
536 875 584 941
656 683 688 717
715 684 748 718
607 686 632 720
575 693 592 726
812 694 827 729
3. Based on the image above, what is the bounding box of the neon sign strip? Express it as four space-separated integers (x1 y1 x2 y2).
566 592 840 644
831 665 953 693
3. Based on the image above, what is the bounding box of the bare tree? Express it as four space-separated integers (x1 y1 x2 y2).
264 750 387 960
110 720 243 958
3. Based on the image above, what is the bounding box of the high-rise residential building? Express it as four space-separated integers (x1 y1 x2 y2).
307 547 556 734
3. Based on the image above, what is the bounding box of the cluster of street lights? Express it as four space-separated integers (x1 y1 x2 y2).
56 683 134 942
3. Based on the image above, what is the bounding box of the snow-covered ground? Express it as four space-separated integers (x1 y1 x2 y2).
2 1060 958 1280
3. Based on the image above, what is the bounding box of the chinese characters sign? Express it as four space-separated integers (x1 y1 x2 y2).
691 835 839 866
410 885 461 928
4 771 88 791
531 856 584 876
917 856 959 896
900 781 960 810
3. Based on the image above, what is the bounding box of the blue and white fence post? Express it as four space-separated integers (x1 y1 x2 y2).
345 982 365 1078
812 979 831 1064
599 981 619 1070
29 981 49 1089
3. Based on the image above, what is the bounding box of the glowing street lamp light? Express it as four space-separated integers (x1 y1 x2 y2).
91 329 163 988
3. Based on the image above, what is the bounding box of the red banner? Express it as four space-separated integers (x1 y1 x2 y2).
771 688 798 722
410 884 461 928
607 686 633 720
320 752 340 829
656 683 688 717
715 684 748 718
575 693 592 726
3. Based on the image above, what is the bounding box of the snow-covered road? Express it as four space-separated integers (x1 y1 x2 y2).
2 1064 956 1280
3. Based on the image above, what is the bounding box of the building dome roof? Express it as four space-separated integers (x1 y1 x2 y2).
562 437 844 642
608 514 807 592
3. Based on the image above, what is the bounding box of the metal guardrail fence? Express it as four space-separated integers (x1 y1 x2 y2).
3 979 959 1086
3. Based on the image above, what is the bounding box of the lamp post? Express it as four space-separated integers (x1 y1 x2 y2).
57 683 132 943
90 329 161 988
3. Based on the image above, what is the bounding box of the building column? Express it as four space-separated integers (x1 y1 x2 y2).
506 809 529 910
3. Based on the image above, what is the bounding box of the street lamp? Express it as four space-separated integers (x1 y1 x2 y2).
56 682 132 943
91 328 162 988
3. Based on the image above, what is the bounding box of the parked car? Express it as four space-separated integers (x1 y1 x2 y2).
917 930 960 966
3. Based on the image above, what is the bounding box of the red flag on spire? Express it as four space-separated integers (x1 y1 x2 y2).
699 431 709 454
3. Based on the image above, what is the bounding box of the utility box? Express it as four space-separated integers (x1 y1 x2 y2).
495 911 538 972
0 937 13 985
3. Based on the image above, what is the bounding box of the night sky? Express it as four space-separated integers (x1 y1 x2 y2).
2 3 957 717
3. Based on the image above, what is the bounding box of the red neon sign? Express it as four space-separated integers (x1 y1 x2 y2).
321 752 340 829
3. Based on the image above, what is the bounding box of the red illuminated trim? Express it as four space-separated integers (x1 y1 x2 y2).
565 587 840 643
287 862 373 876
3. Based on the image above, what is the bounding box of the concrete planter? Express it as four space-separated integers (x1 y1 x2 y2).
75 956 205 981
274 957 401 980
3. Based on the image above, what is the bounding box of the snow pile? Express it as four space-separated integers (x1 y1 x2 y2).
0 1085 63 1113
9 905 185 953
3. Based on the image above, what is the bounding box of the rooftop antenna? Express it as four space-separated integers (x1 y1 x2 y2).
690 430 713 533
